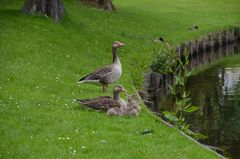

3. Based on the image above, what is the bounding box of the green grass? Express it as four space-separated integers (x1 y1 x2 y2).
1 0 240 158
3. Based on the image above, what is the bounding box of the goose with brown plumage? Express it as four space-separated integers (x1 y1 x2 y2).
78 41 125 92
76 85 127 111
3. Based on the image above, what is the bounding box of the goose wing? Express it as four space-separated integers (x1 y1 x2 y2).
78 65 113 84
77 96 120 111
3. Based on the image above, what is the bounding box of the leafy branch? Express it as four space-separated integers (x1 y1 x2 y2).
151 42 207 139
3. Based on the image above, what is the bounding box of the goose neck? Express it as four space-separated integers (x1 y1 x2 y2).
112 47 120 64
113 91 120 100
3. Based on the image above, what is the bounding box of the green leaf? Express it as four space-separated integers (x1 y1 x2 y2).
184 123 190 129
164 114 178 122
187 71 192 77
162 111 174 115
184 106 198 113
185 103 192 109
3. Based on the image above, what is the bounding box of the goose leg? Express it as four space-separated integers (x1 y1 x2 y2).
103 84 107 92
102 84 109 92
105 84 109 92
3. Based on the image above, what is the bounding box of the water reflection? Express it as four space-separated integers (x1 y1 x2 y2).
186 58 240 159
222 67 240 95
148 42 240 158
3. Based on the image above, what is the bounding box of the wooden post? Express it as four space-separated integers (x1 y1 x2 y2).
222 31 227 45
209 34 214 48
230 29 235 43
148 72 161 112
199 40 204 65
190 41 196 54
195 40 199 54
218 32 223 46
234 27 240 41
180 43 186 58
198 39 204 53
203 38 207 52
212 33 218 49
175 46 181 58
205 35 211 52
186 42 192 55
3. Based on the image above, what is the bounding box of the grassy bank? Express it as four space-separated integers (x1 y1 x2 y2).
0 0 240 158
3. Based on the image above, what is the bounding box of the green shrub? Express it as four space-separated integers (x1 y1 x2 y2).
150 42 177 74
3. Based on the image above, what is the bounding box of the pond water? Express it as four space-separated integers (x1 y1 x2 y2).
185 55 240 159
148 41 240 158
159 55 240 158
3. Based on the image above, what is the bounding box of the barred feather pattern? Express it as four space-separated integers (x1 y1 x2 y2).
79 66 113 84
77 96 120 111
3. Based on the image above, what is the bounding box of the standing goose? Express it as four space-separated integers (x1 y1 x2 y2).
78 41 125 92
76 85 127 111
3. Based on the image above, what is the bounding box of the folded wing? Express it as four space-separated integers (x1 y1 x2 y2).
77 96 120 111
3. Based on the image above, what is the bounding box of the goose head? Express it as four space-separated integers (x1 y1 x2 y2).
113 85 127 93
127 94 140 110
112 41 125 48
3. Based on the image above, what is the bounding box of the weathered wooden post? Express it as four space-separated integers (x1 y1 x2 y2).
218 32 223 46
180 43 186 59
189 41 196 69
229 29 235 43
185 42 192 69
198 39 204 64
190 41 196 55
198 39 203 53
218 32 223 58
212 33 219 51
234 28 240 41
205 35 211 52
176 46 181 58
148 72 161 112
203 38 206 52
186 42 191 54
222 31 227 45
209 34 214 48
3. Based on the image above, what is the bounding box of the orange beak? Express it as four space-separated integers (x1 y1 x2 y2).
121 87 127 93
119 42 126 46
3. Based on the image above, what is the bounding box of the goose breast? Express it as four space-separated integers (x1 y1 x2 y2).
111 63 122 82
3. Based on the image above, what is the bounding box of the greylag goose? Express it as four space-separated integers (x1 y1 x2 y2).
77 85 127 111
78 41 125 92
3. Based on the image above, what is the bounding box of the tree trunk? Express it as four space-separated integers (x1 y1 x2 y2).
81 0 115 11
22 0 64 21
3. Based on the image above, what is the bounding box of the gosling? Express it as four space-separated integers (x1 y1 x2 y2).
106 107 124 116
124 94 140 116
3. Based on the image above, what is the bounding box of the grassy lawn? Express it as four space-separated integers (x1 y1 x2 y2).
0 0 240 158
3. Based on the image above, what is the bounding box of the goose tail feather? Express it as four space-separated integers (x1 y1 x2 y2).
75 99 90 104
78 73 100 84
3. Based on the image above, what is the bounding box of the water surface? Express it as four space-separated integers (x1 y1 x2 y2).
185 55 240 158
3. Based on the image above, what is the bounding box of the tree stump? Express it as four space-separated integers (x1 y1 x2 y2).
81 0 116 11
22 0 64 21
